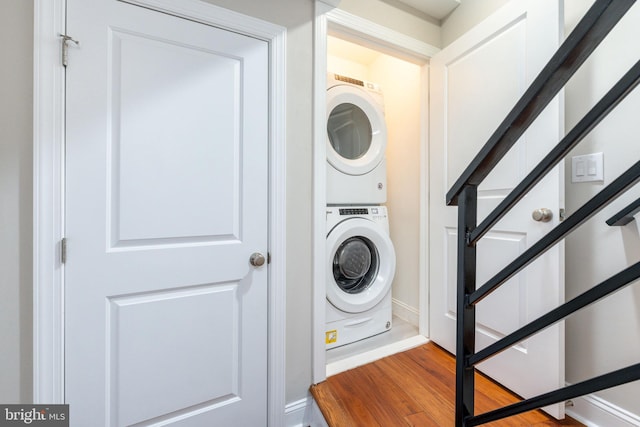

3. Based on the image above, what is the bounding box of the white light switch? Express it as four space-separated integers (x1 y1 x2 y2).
572 153 604 183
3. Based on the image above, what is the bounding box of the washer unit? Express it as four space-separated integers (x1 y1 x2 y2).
325 206 396 349
326 73 388 205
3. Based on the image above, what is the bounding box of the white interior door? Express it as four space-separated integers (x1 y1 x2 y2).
65 1 269 425
429 0 565 418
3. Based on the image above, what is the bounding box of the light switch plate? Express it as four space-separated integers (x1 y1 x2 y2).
572 152 604 183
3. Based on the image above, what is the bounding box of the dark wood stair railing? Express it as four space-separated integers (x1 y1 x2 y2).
448 0 640 425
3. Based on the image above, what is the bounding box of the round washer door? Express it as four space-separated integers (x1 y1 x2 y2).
326 218 396 313
326 85 387 176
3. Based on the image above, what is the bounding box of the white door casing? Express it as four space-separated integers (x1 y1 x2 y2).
33 0 286 425
429 0 565 418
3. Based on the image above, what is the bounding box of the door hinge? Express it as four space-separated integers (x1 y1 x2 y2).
61 237 67 264
59 34 80 67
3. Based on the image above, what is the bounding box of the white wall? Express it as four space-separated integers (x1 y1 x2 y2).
442 0 640 420
327 50 370 80
369 56 422 320
564 0 640 416
0 0 34 404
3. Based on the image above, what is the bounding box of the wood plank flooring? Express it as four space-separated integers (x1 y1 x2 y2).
311 342 584 427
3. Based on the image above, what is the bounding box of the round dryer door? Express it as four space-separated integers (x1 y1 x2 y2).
326 85 387 176
326 218 395 313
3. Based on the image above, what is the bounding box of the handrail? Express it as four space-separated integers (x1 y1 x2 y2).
468 363 640 427
451 0 639 425
446 0 635 206
470 261 640 366
606 197 640 225
470 161 640 306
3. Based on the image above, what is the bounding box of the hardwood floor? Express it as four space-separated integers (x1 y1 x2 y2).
311 342 584 427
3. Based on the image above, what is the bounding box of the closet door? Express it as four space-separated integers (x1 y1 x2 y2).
65 0 269 424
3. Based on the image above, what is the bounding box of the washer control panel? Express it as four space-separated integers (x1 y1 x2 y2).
338 207 386 216
327 206 389 233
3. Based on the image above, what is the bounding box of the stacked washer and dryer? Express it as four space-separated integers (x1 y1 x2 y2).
325 73 397 350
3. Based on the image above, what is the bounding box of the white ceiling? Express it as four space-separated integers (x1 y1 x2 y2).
393 0 461 20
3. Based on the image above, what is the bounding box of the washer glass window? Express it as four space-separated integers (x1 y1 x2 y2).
333 236 379 294
327 103 372 160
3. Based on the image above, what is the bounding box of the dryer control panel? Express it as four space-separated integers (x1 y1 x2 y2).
339 208 368 216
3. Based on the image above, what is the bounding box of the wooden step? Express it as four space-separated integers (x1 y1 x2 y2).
311 342 584 426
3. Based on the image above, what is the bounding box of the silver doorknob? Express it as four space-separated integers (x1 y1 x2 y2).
532 208 553 222
250 252 266 267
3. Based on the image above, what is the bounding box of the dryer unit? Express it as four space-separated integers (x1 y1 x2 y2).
326 73 388 205
325 206 396 349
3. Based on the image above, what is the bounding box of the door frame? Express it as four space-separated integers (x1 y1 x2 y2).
33 0 287 424
312 1 439 383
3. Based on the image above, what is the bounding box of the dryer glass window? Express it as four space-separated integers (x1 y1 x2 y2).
333 236 379 294
327 103 372 160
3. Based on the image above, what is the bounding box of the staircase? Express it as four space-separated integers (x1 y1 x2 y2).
449 0 640 425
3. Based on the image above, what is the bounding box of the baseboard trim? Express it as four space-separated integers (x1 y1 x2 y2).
285 396 329 427
565 387 640 427
326 335 429 377
392 298 419 326
309 397 330 427
285 397 309 427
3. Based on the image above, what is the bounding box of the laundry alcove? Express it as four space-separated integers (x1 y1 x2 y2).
313 4 438 381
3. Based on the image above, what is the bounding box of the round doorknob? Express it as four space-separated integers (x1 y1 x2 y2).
532 208 553 222
250 252 266 267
